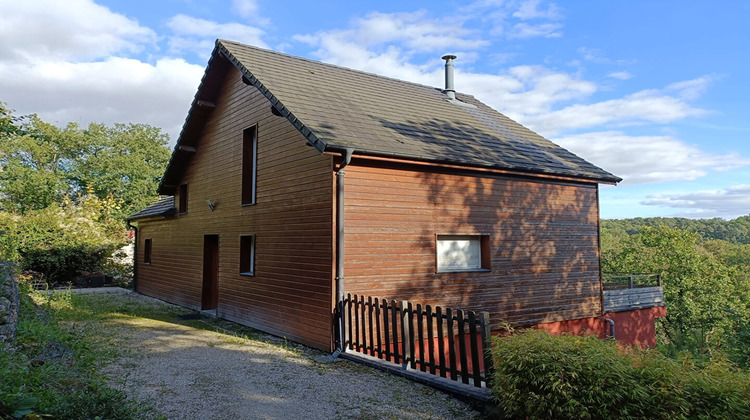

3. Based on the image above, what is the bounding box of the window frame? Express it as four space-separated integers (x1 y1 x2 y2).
143 238 152 265
239 235 255 276
241 125 258 206
435 234 491 273
178 183 188 214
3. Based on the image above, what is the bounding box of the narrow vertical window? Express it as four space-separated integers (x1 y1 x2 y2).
242 126 257 205
239 235 255 276
144 238 152 264
178 184 188 214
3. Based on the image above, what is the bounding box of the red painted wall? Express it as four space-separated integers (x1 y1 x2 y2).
534 306 666 347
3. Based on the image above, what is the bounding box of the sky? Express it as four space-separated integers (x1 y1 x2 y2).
1 0 749 220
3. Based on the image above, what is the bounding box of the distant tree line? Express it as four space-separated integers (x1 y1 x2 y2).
603 215 750 245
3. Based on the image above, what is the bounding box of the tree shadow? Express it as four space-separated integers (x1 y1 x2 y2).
344 116 603 332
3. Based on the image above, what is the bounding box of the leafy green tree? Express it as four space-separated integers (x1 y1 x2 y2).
0 114 82 212
0 104 170 221
71 123 171 220
603 225 750 358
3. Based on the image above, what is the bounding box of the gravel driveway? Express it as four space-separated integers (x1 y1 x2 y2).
99 290 484 419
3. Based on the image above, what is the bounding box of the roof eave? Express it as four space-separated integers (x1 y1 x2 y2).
323 145 621 185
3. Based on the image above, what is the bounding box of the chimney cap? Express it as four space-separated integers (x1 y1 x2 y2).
441 54 457 61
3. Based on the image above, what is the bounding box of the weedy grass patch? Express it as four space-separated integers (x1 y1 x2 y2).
0 286 158 419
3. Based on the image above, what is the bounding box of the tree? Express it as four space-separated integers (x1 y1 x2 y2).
602 225 750 358
71 123 171 220
0 105 171 221
0 114 82 212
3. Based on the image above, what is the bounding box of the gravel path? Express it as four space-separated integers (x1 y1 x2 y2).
100 291 484 419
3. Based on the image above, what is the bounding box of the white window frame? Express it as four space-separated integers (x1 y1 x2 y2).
436 234 490 273
239 235 255 276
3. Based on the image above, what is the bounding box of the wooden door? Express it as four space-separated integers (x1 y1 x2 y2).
202 235 219 310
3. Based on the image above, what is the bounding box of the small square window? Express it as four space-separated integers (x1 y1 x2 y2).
240 235 255 276
178 184 188 214
144 238 152 265
436 235 490 273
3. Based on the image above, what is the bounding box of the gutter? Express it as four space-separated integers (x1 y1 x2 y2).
604 317 615 339
333 148 354 356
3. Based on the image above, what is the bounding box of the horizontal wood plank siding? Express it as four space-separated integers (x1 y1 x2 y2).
343 163 602 329
135 65 334 350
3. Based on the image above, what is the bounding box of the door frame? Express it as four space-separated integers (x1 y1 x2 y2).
202 234 219 310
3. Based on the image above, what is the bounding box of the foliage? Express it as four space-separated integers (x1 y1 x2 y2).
602 215 750 245
0 194 128 287
490 329 750 419
0 103 171 221
602 223 750 366
0 284 153 419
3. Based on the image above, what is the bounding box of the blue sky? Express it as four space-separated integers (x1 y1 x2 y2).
1 0 749 219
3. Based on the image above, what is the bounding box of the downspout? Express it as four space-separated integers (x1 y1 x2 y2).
127 221 138 292
334 148 354 357
604 317 615 339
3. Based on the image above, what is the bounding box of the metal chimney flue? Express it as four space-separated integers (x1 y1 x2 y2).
442 54 457 100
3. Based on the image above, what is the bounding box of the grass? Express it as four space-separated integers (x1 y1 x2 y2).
0 284 315 419
0 284 159 419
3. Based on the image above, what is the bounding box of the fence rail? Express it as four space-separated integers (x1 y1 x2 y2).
341 294 493 388
602 273 661 289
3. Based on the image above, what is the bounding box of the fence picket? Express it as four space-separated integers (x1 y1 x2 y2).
346 294 353 350
391 299 400 364
436 306 446 378
426 305 435 374
367 296 374 356
447 308 457 380
374 297 382 359
457 309 469 384
468 311 481 387
342 295 491 389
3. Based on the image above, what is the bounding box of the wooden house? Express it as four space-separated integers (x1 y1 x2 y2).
129 39 664 353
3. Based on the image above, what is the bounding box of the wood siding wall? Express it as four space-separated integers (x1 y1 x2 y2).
135 66 334 350
343 162 602 329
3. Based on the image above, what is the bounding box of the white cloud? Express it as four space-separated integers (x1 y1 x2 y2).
525 87 709 135
0 0 156 62
0 57 204 142
608 71 633 80
552 131 750 185
465 65 595 117
231 0 259 18
513 0 562 20
296 11 489 57
508 22 563 39
667 75 716 100
642 185 750 219
165 14 268 57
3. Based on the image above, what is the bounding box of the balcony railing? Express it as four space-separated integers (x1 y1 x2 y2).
602 273 664 312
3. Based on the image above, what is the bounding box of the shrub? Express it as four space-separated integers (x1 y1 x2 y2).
490 329 750 419
0 198 126 287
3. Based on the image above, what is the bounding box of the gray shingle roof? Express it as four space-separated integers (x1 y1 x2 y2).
158 39 620 194
222 40 620 183
128 197 175 221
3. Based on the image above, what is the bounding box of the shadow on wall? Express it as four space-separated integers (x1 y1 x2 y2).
369 117 601 330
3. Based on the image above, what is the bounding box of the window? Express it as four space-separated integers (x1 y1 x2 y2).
242 126 257 205
436 235 490 272
178 184 188 214
239 235 255 276
144 239 152 264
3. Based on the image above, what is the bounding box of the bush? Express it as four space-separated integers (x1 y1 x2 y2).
0 198 126 287
491 329 750 419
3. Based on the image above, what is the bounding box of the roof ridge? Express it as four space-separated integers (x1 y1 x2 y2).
217 39 477 100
